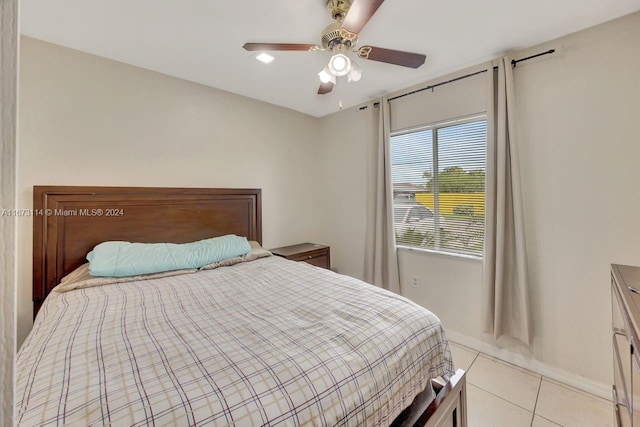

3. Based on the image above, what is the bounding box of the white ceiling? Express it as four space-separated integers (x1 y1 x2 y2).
20 0 640 117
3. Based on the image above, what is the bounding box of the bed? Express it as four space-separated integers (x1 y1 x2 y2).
17 186 466 426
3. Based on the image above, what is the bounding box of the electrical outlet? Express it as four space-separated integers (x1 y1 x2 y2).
412 276 419 288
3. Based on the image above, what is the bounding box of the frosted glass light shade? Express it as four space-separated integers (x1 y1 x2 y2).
328 53 351 77
318 66 336 84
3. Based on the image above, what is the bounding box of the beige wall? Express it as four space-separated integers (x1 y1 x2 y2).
315 101 377 280
513 11 640 385
17 37 324 345
319 11 640 393
1 0 18 424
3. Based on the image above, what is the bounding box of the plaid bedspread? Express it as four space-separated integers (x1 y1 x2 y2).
16 257 453 426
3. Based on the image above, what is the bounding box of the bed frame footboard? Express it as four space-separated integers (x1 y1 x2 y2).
393 369 467 427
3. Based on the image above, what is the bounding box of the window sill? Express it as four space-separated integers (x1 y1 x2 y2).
396 245 483 262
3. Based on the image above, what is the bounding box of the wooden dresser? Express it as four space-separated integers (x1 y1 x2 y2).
611 264 640 426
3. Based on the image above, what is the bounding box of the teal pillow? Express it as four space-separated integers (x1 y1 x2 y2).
87 234 251 277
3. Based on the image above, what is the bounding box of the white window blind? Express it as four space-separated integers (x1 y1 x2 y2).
390 117 487 257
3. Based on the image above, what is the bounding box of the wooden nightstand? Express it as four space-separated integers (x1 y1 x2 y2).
270 243 330 270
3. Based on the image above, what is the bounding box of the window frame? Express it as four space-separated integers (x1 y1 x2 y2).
390 113 487 259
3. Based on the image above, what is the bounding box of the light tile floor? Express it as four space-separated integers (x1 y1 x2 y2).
449 341 614 427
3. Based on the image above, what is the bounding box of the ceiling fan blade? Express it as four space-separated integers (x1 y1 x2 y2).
340 0 385 37
243 43 320 52
357 46 426 68
318 82 335 95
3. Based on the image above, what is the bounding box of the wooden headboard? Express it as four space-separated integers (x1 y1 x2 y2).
33 186 262 316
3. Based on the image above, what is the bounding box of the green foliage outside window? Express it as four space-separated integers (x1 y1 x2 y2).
422 166 485 193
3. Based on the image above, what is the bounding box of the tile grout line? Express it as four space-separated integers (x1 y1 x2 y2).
467 351 479 372
465 349 541 417
449 342 479 372
475 351 544 378
461 346 576 425
465 346 604 426
542 375 611 404
468 382 536 415
529 376 543 427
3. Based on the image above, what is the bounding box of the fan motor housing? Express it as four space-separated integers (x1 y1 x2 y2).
321 22 356 50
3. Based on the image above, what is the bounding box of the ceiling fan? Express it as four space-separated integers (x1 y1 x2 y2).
243 0 426 95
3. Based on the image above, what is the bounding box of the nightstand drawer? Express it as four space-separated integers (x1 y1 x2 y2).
270 243 330 270
296 254 329 269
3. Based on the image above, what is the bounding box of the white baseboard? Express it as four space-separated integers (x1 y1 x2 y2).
445 330 612 401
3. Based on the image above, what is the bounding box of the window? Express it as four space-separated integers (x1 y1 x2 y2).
390 116 487 257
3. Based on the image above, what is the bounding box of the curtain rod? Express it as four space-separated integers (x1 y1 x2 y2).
383 48 556 103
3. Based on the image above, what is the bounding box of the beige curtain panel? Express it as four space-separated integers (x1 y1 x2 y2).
482 58 532 346
364 96 401 294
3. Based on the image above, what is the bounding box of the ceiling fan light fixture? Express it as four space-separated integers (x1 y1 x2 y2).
318 66 336 84
328 53 351 76
243 0 427 98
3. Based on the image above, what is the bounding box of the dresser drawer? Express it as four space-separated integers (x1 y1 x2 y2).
614 332 633 419
614 283 632 338
614 395 633 427
612 264 640 427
